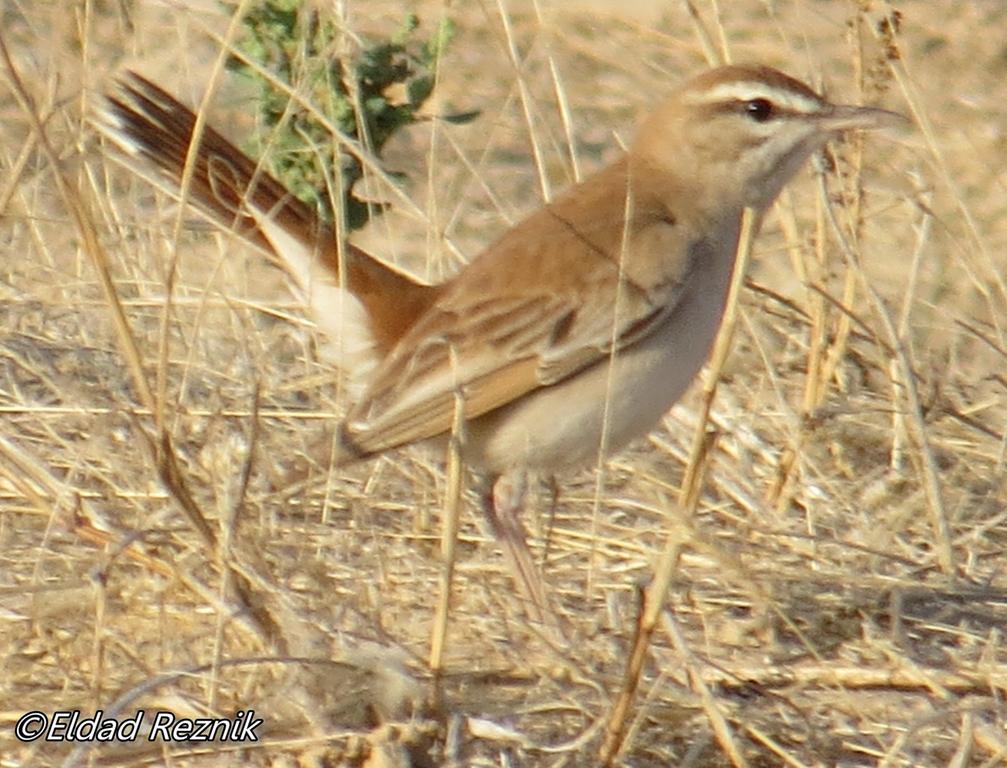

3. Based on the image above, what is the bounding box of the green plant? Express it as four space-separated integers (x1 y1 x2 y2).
226 1 475 230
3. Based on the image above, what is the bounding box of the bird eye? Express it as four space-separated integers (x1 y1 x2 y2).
744 98 774 122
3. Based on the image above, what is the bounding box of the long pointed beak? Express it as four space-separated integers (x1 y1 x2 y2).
818 103 908 133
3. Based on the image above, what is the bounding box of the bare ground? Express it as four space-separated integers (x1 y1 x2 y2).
1 1 1006 766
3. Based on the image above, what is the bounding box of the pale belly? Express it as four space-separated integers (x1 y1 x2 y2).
464 253 734 474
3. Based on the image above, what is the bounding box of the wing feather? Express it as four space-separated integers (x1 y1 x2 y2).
344 278 684 455
342 157 700 456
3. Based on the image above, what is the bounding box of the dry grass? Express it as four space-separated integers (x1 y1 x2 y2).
2 1 1006 766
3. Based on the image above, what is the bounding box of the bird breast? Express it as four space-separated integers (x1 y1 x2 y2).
464 226 741 474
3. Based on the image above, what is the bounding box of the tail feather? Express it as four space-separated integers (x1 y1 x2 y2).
97 71 440 372
102 72 316 258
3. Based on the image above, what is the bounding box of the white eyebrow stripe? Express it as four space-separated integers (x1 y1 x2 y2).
684 82 824 114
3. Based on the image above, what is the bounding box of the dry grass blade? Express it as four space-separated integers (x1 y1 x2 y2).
1 19 285 670
815 167 954 577
5 3 1004 766
187 13 469 265
151 0 257 433
0 35 154 417
872 2 1007 323
664 611 750 768
600 206 759 765
429 381 466 679
682 0 725 67
495 0 554 202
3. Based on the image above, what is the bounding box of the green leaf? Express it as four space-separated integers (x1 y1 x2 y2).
424 18 457 64
407 75 434 108
226 1 473 229
440 109 481 125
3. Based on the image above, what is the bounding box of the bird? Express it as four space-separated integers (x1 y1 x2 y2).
98 63 901 622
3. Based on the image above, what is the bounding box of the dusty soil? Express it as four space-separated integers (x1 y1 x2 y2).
2 1 1005 765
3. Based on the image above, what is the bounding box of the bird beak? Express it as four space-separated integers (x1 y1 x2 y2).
818 103 908 133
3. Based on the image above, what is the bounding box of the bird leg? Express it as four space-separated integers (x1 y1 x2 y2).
480 472 560 632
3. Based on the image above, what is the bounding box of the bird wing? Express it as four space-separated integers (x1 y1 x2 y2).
338 152 711 457
342 244 693 457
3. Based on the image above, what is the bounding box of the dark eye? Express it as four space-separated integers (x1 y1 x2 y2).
744 98 774 122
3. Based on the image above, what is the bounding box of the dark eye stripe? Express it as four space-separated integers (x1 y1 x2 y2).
699 97 787 122
744 98 775 122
